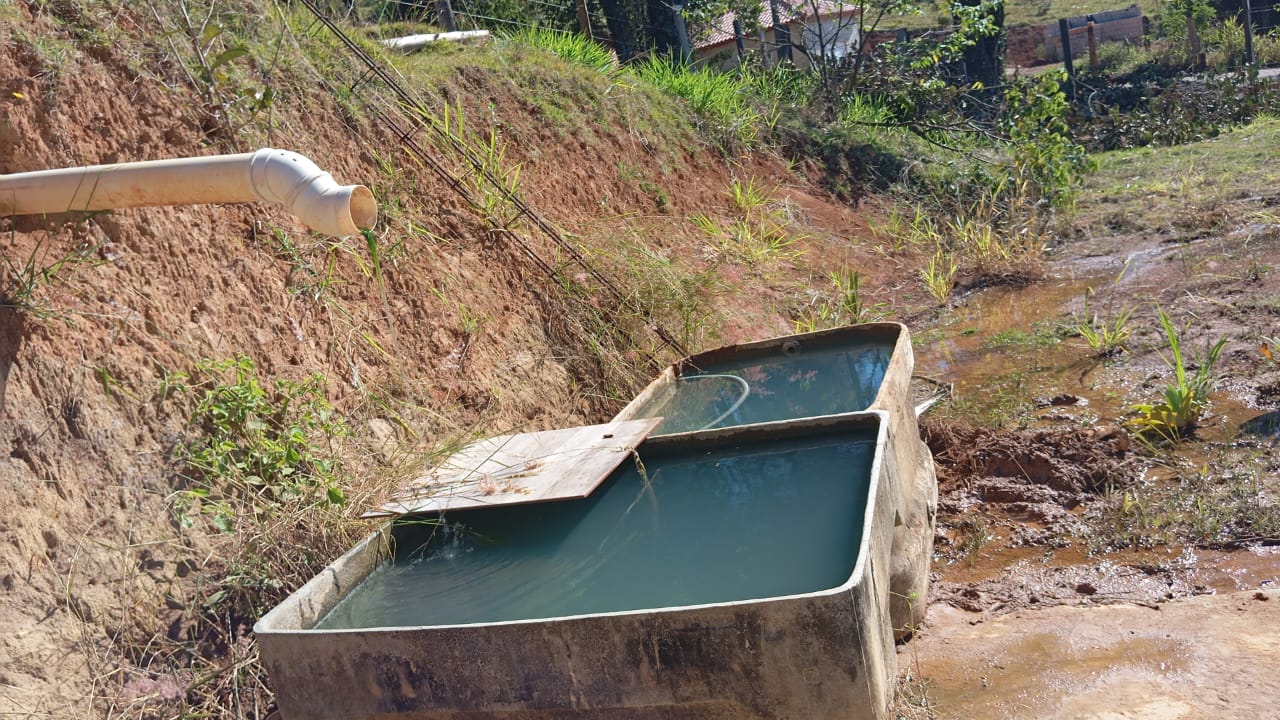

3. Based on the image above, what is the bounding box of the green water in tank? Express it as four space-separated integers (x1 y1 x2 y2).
632 336 894 435
315 431 876 629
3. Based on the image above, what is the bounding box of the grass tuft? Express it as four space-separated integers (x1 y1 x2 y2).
631 56 761 149
1126 308 1227 443
505 27 617 74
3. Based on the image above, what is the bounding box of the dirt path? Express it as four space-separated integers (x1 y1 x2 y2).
902 590 1280 719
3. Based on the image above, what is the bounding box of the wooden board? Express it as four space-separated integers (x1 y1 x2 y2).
365 418 662 517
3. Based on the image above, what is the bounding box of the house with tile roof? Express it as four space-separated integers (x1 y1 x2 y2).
691 1 861 71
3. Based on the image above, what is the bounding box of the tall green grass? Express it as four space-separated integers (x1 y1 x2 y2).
631 56 761 148
506 27 618 74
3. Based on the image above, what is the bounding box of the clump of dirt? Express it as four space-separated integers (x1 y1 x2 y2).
1258 380 1280 408
923 421 1132 497
920 420 1144 608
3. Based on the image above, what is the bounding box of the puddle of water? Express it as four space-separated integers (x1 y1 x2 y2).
316 432 876 629
919 275 1145 425
939 544 1095 586
926 278 1097 377
919 628 1191 719
1192 546 1280 592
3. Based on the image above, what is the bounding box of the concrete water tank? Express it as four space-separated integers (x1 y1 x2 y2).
255 324 937 719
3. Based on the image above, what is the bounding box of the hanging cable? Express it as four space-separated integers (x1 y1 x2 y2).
293 0 689 358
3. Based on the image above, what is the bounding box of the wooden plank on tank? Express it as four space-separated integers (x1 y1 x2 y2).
365 418 661 517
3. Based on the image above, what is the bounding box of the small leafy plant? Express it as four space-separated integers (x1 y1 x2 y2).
427 101 523 232
921 250 958 305
1127 308 1227 442
792 269 886 332
727 177 771 215
690 186 806 270
175 18 276 140
1076 292 1136 357
174 355 348 532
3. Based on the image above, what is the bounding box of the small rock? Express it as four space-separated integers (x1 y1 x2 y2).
1256 592 1270 601
1075 582 1098 596
367 418 397 463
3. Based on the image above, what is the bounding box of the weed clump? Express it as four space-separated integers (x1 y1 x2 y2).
506 27 618 74
173 354 348 533
1 236 101 318
631 56 763 150
1127 308 1227 442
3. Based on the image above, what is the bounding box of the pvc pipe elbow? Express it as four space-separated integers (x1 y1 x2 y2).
247 149 378 237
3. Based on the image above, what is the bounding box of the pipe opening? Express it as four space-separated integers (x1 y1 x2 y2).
348 185 378 230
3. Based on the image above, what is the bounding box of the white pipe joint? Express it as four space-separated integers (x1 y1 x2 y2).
0 148 378 238
245 149 378 237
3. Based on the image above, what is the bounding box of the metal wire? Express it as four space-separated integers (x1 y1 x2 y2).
293 0 688 358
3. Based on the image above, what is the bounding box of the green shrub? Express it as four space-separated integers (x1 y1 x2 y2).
1256 30 1280 66
1207 18 1246 69
1002 71 1093 209
175 355 348 532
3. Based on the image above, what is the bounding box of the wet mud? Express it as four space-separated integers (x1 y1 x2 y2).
902 590 1280 720
904 146 1280 716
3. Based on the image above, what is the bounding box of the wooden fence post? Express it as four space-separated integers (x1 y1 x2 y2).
769 0 792 63
1058 18 1075 99
1244 0 1256 65
1187 6 1203 68
1087 21 1098 67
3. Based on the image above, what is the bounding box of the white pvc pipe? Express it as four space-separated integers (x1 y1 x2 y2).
381 30 490 53
0 148 378 237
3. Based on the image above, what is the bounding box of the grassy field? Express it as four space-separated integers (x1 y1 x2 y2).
1077 116 1280 240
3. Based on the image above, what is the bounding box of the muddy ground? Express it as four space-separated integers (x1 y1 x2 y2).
902 589 1280 719
901 130 1280 716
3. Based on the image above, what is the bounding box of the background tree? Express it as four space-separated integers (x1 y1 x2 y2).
648 0 684 57
954 0 1004 88
597 0 763 62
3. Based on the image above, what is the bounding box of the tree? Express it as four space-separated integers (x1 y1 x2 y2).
1160 0 1214 62
683 0 765 42
785 0 865 91
597 0 761 63
648 0 684 57
598 0 641 61
954 0 1004 88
